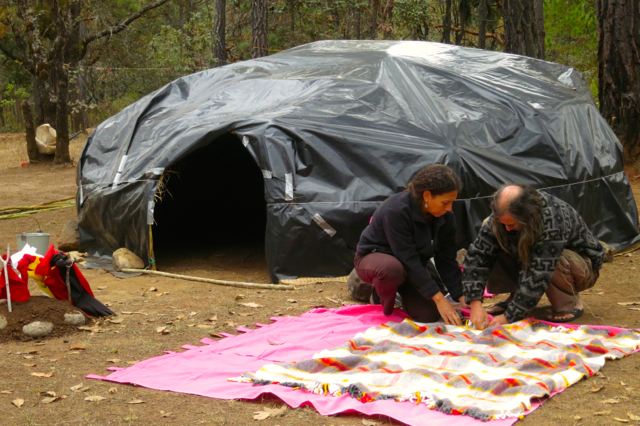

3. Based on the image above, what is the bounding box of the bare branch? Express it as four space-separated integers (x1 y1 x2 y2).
83 0 169 46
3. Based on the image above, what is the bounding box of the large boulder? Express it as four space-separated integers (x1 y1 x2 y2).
23 321 54 338
113 248 145 271
347 268 372 302
57 220 80 252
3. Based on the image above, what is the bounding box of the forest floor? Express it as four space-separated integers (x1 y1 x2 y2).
1 132 640 426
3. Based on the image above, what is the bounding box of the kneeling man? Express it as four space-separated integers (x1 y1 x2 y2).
463 184 605 330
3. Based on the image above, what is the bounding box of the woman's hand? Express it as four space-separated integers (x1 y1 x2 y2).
469 300 490 330
432 292 462 326
459 295 470 309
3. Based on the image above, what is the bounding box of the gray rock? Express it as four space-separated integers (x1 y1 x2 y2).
57 220 80 252
64 312 85 326
0 315 7 330
23 321 54 338
113 248 145 271
347 268 372 302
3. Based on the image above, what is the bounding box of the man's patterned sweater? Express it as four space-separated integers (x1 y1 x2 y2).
462 192 605 322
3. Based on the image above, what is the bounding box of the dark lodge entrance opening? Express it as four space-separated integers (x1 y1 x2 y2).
152 133 270 282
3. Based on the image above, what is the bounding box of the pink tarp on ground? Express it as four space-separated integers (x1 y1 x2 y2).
87 305 635 425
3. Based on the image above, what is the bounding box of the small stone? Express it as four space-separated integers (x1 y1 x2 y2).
64 312 85 326
57 220 80 252
0 315 7 330
23 321 54 338
112 248 145 271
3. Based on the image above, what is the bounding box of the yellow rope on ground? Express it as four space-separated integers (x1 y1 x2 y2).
121 268 294 290
279 276 349 286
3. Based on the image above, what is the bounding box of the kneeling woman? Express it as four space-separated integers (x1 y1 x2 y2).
354 164 466 325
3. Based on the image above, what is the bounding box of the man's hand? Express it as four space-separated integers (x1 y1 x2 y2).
432 292 462 326
488 314 509 327
469 300 489 330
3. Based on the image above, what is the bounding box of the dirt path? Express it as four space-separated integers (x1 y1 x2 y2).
1 133 639 426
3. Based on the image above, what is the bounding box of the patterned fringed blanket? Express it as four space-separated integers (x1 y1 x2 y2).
234 319 640 421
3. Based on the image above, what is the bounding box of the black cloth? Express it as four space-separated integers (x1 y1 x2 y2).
462 192 605 322
356 191 463 301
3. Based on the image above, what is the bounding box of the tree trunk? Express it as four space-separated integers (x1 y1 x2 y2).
251 0 268 58
370 0 379 39
381 0 394 39
353 2 362 39
212 0 227 66
596 0 640 161
503 0 538 57
478 0 487 48
442 0 452 43
22 100 41 162
534 0 545 59
54 65 71 164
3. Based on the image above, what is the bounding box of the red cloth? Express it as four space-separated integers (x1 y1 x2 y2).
33 245 95 300
0 254 31 302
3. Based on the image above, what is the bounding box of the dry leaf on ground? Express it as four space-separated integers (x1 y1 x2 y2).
12 398 24 408
253 405 287 420
109 387 118 393
31 372 53 378
156 326 170 334
149 287 157 292
239 302 263 308
602 399 619 404
106 358 121 363
362 420 381 425
108 318 124 324
160 410 172 417
22 363 36 367
594 411 613 415
628 413 640 421
617 302 640 306
84 395 105 402
70 384 83 391
126 361 140 365
592 385 603 392
127 399 145 404
614 418 629 423
1 390 13 394
573 415 581 420
42 396 63 404
68 344 86 350
287 299 297 303
207 315 218 321
267 339 284 346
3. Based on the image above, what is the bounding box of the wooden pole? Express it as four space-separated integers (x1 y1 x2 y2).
148 225 157 271
120 268 294 290
2 245 12 313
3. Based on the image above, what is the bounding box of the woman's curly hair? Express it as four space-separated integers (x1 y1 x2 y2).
407 164 463 201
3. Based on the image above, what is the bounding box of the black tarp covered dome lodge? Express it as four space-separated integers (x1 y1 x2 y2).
77 40 640 282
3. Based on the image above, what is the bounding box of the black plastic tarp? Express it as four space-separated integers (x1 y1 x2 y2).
77 40 640 282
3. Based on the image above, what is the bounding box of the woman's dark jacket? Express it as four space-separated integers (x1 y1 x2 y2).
356 191 463 301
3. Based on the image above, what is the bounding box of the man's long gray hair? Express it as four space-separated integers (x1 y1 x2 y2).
490 184 544 268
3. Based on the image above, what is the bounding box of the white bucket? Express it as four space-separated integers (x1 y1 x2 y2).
16 232 51 256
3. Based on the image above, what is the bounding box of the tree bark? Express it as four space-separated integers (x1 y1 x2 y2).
442 0 452 43
596 0 640 161
502 0 539 57
534 0 545 59
370 0 379 39
212 0 227 67
478 0 488 48
381 0 394 39
22 101 41 162
252 0 268 58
